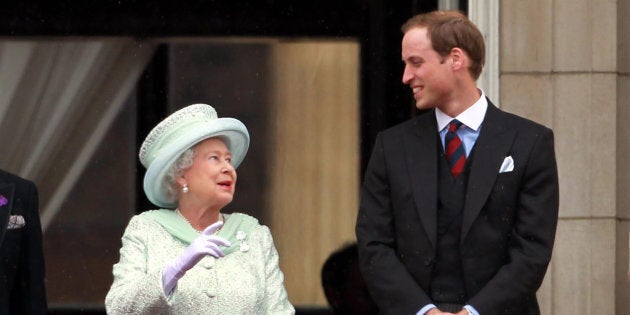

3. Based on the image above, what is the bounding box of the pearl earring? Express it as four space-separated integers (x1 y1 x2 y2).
182 184 189 194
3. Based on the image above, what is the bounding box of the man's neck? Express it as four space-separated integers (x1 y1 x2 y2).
438 86 481 118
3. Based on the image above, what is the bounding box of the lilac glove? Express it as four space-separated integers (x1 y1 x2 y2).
162 221 231 295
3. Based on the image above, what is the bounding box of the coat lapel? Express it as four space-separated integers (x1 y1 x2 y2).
0 183 15 246
405 113 439 248
461 103 516 242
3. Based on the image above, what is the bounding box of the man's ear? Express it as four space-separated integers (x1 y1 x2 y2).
449 47 466 69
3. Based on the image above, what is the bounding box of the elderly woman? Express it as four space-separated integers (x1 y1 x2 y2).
105 104 294 314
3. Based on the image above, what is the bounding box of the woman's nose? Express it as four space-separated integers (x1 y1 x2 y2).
222 161 235 173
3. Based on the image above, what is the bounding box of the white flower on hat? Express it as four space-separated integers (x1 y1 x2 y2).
139 104 249 209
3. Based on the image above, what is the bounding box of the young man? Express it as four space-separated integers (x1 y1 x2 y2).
356 10 559 315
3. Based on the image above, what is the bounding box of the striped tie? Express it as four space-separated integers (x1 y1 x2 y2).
445 120 466 178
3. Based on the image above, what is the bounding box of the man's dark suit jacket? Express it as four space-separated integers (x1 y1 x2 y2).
0 169 47 314
356 102 559 315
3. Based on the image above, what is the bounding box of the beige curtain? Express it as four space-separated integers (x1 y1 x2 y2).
0 39 156 230
268 41 360 306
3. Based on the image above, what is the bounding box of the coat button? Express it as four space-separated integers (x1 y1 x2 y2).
202 258 215 269
424 258 434 266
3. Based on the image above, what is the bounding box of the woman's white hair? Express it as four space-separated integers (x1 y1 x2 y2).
162 148 195 204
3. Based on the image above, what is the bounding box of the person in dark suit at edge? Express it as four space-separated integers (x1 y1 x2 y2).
0 168 47 314
356 10 559 315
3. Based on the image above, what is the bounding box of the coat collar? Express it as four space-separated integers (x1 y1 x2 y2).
404 101 516 248
0 183 16 246
461 101 516 242
406 112 439 247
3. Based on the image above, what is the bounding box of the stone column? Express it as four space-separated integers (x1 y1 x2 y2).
501 0 627 313
617 0 630 312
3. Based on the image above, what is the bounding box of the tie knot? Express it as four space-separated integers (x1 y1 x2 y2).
448 120 463 132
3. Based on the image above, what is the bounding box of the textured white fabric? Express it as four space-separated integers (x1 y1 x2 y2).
105 213 295 314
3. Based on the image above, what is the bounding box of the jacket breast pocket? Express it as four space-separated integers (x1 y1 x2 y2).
486 172 520 219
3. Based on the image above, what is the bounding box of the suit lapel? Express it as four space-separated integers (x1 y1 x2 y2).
0 183 15 247
461 103 516 242
405 113 439 248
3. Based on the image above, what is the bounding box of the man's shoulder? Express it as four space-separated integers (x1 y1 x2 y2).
0 169 32 186
380 110 434 137
489 103 552 133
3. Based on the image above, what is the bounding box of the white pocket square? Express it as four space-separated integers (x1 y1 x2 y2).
499 156 514 173
7 215 25 230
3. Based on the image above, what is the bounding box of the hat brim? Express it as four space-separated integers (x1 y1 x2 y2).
143 117 249 209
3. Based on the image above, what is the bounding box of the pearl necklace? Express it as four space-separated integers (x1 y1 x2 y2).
175 209 223 234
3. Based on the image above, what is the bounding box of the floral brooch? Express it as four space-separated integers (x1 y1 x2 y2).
235 231 250 252
0 194 8 207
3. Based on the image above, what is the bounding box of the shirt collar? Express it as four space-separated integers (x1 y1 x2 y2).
435 89 488 132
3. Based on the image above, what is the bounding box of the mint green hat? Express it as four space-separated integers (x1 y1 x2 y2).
139 104 249 209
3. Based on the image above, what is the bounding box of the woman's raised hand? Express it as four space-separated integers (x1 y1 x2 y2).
162 221 231 295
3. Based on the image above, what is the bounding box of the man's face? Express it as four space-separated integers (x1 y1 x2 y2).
401 27 455 111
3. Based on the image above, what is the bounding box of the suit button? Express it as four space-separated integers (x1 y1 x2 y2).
424 258 434 266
